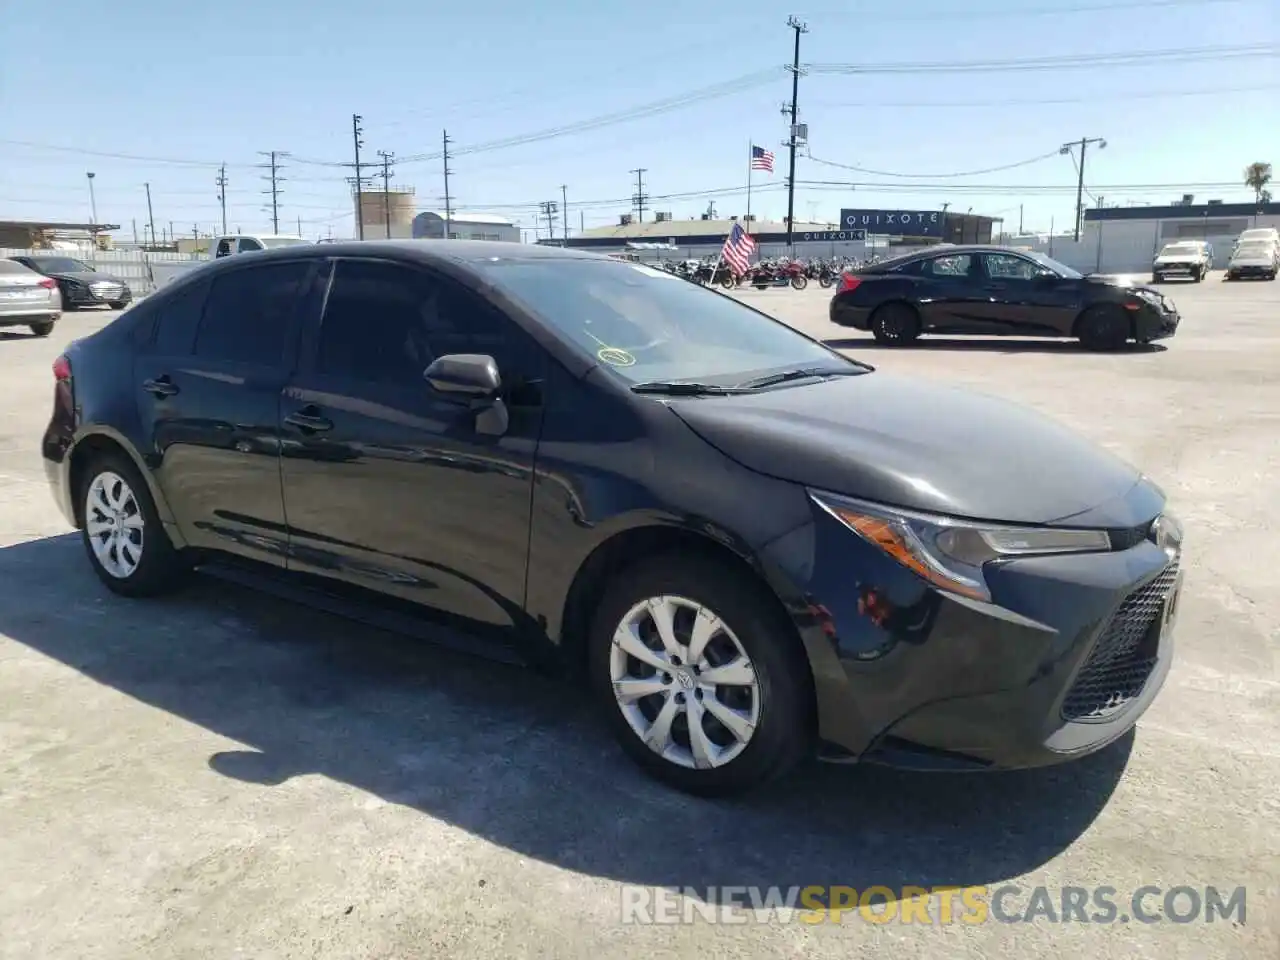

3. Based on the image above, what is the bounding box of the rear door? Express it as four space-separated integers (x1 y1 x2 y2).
905 252 987 329
133 260 322 566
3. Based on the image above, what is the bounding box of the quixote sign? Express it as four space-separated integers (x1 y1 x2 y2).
799 229 866 242
840 209 945 238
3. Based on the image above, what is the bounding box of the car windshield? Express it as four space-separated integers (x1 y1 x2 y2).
1160 244 1200 256
31 257 91 272
1027 252 1083 279
1234 242 1272 256
259 237 311 249
474 257 861 386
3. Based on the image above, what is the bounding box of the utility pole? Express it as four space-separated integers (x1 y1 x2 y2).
297 215 302 237
442 129 454 239
376 150 395 239
560 184 568 246
259 150 287 233
215 164 228 235
580 210 585 233
352 115 365 240
630 168 648 222
144 182 156 247
1061 136 1106 242
540 200 558 241
784 15 808 251
1018 204 1024 234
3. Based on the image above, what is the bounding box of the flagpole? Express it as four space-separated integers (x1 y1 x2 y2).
746 142 753 235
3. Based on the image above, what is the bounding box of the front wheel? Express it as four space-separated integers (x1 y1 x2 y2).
818 275 835 288
78 452 189 597
108 300 128 310
719 274 736 290
790 274 808 290
1077 304 1130 351
588 555 812 796
29 320 55 337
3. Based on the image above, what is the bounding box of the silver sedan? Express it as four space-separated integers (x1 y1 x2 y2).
0 260 62 337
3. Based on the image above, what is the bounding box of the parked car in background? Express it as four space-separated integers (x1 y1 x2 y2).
1224 239 1278 280
42 241 1184 796
828 244 1179 350
0 259 61 336
1151 241 1212 283
8 255 132 310
149 234 313 289
1233 226 1279 251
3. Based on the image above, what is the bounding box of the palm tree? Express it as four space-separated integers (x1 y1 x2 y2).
1244 162 1272 204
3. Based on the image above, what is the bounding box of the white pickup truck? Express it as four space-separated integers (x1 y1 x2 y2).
150 234 313 289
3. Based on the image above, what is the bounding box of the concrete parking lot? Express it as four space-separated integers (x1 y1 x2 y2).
1 278 1277 959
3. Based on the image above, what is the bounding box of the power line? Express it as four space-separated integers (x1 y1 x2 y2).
807 149 1065 179
809 43 1278 74
807 82 1280 109
813 0 1250 21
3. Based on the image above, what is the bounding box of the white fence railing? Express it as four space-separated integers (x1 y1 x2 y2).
0 248 200 295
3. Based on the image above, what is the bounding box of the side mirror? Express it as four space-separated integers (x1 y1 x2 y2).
1033 270 1057 282
424 354 501 399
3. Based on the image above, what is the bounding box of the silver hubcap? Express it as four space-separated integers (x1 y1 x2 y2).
85 471 145 579
610 595 760 770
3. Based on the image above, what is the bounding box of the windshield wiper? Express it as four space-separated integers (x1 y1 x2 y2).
630 381 745 396
738 366 869 390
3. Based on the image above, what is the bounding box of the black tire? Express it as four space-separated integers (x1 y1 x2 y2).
719 274 736 290
29 320 55 337
869 302 921 345
588 554 812 797
1150 275 1161 284
77 450 189 598
108 300 128 310
1076 304 1130 351
790 274 808 291
1193 267 1204 283
818 275 835 289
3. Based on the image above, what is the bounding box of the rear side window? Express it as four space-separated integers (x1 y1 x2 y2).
151 278 210 355
194 261 311 366
0 260 34 275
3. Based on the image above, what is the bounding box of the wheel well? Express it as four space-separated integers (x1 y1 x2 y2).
558 526 816 709
68 435 130 527
869 299 920 326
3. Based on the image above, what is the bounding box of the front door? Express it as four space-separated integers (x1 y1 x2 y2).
278 257 547 631
133 260 319 565
978 252 1080 335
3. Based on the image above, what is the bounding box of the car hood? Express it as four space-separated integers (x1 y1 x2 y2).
1083 273 1157 293
45 270 125 284
1230 253 1275 264
1154 253 1203 264
669 373 1155 526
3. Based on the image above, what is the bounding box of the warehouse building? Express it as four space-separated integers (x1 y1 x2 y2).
550 209 997 259
1080 200 1280 269
413 211 519 243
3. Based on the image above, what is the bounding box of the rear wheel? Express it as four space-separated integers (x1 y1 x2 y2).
78 451 189 597
588 555 812 796
1077 304 1130 351
719 273 735 290
29 320 55 337
869 302 921 345
790 274 808 290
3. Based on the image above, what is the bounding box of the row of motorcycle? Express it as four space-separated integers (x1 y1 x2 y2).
656 256 884 291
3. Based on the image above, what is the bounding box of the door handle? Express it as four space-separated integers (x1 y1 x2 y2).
142 376 179 397
284 409 334 433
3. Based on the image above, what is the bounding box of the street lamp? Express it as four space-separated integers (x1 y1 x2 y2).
86 172 98 227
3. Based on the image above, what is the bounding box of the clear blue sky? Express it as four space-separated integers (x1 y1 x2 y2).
2 0 1276 240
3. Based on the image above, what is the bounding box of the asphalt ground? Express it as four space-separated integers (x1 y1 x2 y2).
1 275 1277 959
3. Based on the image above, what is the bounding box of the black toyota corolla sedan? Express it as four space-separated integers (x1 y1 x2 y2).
829 245 1179 350
8 255 133 310
41 241 1184 795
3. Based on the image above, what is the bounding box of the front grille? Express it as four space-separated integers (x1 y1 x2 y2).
1061 558 1179 721
1107 521 1153 550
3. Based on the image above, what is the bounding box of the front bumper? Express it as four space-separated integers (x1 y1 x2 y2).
763 493 1181 770
1152 262 1203 279
1226 263 1276 278
1134 301 1180 341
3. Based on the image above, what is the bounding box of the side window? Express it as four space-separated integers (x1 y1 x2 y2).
315 259 536 387
215 239 234 258
151 278 210 355
983 254 1037 279
924 254 972 277
238 238 264 253
194 261 311 366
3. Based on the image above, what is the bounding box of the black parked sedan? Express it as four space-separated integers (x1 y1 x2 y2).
830 245 1179 350
8 255 133 309
42 241 1184 795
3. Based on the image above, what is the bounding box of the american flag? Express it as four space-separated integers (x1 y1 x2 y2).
750 145 775 172
720 222 757 276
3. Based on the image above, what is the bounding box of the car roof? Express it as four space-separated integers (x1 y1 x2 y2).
224 239 610 265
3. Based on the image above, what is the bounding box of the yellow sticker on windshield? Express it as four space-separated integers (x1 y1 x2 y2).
597 347 636 367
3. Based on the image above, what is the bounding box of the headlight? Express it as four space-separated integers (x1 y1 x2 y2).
810 491 1110 602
